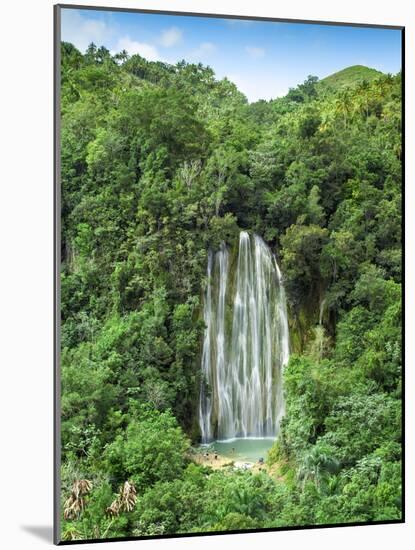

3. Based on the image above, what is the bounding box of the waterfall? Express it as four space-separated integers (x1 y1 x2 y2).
199 250 214 443
199 231 289 443
319 298 326 326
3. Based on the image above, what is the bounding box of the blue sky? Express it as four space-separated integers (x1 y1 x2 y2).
61 7 402 102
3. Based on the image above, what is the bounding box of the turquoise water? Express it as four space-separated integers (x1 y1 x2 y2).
209 438 275 462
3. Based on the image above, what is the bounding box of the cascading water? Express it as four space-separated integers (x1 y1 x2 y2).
199 231 289 443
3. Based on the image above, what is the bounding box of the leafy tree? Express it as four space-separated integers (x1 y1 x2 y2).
104 406 190 489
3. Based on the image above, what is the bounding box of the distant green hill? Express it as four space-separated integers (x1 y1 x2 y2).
318 65 384 91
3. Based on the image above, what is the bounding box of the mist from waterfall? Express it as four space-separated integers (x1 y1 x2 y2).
199 231 289 443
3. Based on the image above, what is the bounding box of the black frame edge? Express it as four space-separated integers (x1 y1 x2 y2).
54 3 62 546
400 26 405 524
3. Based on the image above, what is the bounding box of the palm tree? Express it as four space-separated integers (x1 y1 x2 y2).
333 90 353 129
230 485 266 519
354 80 371 120
297 446 340 490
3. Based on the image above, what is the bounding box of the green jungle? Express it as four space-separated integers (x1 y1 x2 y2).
60 41 402 541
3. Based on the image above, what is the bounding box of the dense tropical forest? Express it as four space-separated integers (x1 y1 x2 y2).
60 40 402 541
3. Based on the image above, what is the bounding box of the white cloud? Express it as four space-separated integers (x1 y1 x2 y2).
189 42 216 60
61 9 114 53
224 19 254 27
245 46 265 59
159 27 182 48
115 36 162 62
62 9 177 62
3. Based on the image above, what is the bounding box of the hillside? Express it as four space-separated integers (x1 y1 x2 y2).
319 64 384 90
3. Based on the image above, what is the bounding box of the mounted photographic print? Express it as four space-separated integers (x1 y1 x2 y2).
54 4 404 544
